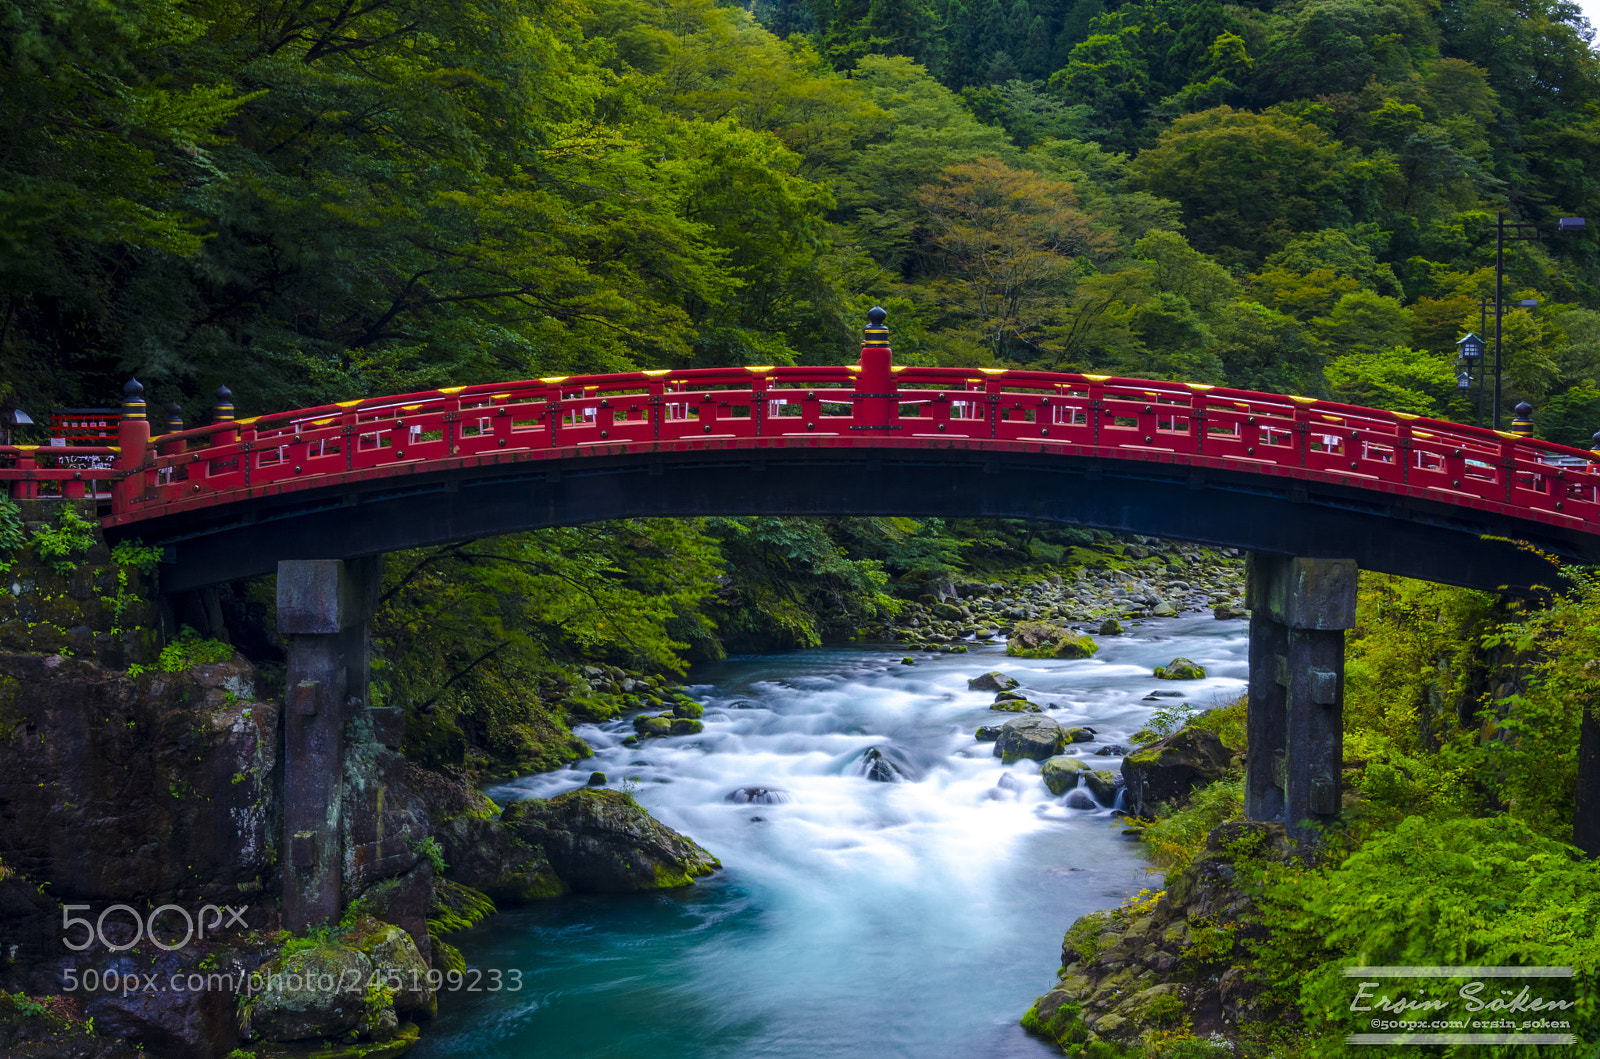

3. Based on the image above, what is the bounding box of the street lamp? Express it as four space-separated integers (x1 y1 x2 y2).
1455 332 1485 426
1493 213 1585 428
0 407 33 446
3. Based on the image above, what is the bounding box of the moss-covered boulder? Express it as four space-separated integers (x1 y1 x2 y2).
968 671 1019 691
1006 623 1097 659
1153 656 1206 680
342 916 436 1019
1097 618 1124 635
989 696 1043 713
242 944 376 1043
1041 755 1090 795
994 716 1068 763
1083 769 1121 802
1121 727 1234 817
974 725 1003 741
501 788 720 892
633 715 675 738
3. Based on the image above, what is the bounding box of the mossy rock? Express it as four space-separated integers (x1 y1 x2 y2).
989 697 1043 713
669 718 703 735
671 701 703 719
975 725 1003 741
993 716 1068 763
1041 755 1090 795
633 715 674 738
1153 656 1206 680
1006 622 1097 659
968 671 1019 691
242 945 374 1043
1097 618 1123 635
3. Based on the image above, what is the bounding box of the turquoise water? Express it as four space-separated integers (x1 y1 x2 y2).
412 617 1248 1059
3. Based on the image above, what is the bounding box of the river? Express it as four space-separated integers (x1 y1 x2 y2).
410 614 1248 1059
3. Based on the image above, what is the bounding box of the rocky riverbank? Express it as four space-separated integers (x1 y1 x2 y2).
865 538 1248 654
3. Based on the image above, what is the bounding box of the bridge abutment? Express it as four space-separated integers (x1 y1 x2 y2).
276 557 381 932
1244 555 1358 841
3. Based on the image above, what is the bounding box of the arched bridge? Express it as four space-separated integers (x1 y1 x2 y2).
7 311 1600 922
4 315 1599 594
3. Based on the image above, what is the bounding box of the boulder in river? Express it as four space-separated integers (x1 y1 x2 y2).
974 725 1003 741
1153 657 1206 680
990 694 1043 713
968 671 1020 691
1097 618 1124 635
1121 728 1234 817
727 787 792 805
1041 755 1090 795
1083 769 1121 802
993 716 1069 763
856 745 919 782
501 788 721 891
1214 603 1249 620
1006 622 1097 659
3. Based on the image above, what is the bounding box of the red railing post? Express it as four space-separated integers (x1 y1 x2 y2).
856 305 893 434
113 379 150 514
14 448 38 499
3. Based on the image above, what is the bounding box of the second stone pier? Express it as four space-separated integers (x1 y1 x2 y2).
1244 554 1358 840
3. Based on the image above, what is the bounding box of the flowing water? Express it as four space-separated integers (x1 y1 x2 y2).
411 614 1248 1059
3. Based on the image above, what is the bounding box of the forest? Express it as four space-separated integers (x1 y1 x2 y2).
4 0 1600 441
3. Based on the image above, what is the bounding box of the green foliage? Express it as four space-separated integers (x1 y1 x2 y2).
1139 773 1244 873
155 627 233 672
31 506 96 577
409 836 447 875
1255 815 1600 1054
0 496 24 558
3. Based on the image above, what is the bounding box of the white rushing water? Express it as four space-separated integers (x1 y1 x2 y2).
413 614 1248 1059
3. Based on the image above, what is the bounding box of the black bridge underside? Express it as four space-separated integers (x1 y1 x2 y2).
124 449 1600 594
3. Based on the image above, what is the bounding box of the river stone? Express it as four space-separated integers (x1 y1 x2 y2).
1006 622 1097 659
672 700 704 719
1153 657 1206 680
1066 727 1095 743
968 671 1020 691
994 716 1068 763
1098 618 1124 635
244 944 374 1042
1041 755 1090 795
669 718 704 736
1214 603 1249 620
633 715 675 738
1121 728 1234 817
857 745 920 782
974 725 1003 741
726 787 792 805
1083 769 1121 802
500 788 720 891
932 602 965 621
1150 602 1177 617
990 697 1043 713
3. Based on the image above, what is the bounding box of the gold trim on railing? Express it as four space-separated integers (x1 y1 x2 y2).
540 376 569 384
336 399 364 408
439 386 467 395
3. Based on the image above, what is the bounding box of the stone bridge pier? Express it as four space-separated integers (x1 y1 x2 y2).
1244 554 1359 841
275 557 382 932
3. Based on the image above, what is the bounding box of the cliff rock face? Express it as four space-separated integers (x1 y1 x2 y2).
0 653 277 909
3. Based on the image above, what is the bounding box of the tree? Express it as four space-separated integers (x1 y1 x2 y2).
1129 107 1347 266
1210 300 1322 395
913 157 1112 361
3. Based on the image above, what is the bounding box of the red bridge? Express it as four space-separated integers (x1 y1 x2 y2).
4 311 1599 593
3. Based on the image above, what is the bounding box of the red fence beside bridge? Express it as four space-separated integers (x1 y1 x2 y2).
6 347 1600 543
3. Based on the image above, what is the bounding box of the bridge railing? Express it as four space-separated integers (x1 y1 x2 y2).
8 357 1600 533
0 445 119 500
